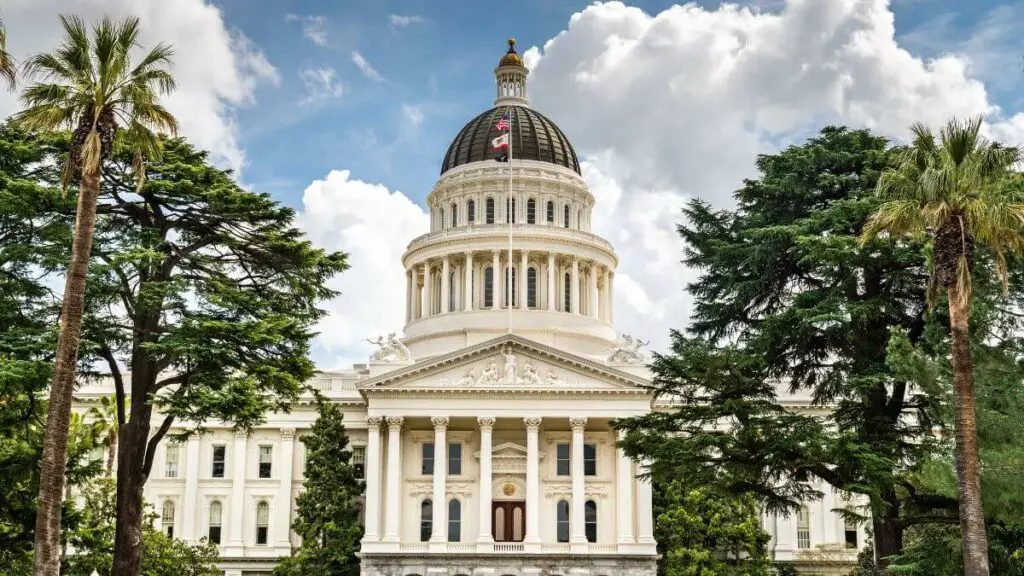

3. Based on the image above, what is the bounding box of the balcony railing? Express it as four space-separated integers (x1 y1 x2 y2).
493 542 525 553
406 223 614 252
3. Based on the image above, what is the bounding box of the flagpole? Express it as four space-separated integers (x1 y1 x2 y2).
507 105 513 335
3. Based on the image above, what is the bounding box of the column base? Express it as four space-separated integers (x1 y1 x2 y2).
223 544 244 556
428 540 448 553
570 540 588 553
524 540 541 553
475 541 494 553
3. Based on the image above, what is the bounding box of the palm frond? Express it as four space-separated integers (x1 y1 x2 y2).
0 17 16 89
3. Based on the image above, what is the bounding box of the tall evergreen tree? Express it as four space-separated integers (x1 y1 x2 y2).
274 400 363 576
861 116 1023 576
60 137 347 576
14 16 179 574
617 127 949 566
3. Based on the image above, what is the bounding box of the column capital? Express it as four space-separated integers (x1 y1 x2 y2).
442 254 450 263
523 417 542 432
280 427 296 440
386 416 405 430
366 416 384 430
569 417 587 432
477 416 496 431
431 416 450 430
465 250 474 258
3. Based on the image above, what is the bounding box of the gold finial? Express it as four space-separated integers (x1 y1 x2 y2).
499 37 523 67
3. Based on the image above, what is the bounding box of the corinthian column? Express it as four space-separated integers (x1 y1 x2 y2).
430 417 449 548
616 429 635 545
421 263 430 317
464 251 474 311
589 263 599 318
519 250 528 309
441 256 450 314
362 417 383 543
383 417 404 544
547 252 556 310
491 250 500 310
571 258 580 314
570 417 587 549
477 417 495 551
524 417 542 549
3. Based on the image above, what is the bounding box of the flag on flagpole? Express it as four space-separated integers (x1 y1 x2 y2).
495 111 512 131
491 133 509 150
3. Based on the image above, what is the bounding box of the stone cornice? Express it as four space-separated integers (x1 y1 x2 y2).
358 334 649 398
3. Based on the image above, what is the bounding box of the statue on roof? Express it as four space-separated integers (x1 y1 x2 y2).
366 332 413 363
608 333 648 364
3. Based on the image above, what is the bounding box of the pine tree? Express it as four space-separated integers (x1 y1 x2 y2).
617 127 952 565
274 400 364 576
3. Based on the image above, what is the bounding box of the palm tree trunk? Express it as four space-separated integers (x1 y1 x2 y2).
106 434 117 477
32 165 102 576
947 280 990 576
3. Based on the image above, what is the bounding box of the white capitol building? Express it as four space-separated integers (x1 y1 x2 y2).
74 39 865 576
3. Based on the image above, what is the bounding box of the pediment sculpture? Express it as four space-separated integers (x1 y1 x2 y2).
607 333 648 364
366 332 413 363
434 350 567 388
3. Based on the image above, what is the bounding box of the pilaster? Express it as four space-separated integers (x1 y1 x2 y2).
429 416 449 550
477 417 496 552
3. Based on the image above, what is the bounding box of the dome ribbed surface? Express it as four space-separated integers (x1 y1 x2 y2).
441 106 581 175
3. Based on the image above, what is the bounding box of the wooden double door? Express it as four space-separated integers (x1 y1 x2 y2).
492 501 526 542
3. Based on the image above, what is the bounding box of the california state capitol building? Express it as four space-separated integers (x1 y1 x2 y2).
73 39 867 576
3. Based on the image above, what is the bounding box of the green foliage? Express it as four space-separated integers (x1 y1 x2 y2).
274 400 363 576
617 127 944 560
0 123 101 568
886 523 1024 575
62 478 221 576
655 481 771 576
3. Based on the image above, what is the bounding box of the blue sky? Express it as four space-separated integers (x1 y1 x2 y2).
217 0 1021 213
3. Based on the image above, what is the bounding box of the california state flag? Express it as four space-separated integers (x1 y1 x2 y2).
491 133 509 150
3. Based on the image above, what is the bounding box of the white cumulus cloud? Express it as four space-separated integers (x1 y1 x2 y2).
297 170 429 368
0 0 279 176
519 0 1024 351
389 14 427 28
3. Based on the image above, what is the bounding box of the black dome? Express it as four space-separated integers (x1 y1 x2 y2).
441 105 581 175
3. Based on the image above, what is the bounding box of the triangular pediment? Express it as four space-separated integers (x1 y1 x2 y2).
357 335 648 395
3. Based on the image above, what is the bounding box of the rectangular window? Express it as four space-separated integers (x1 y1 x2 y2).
546 201 555 223
468 200 476 223
256 502 269 545
258 445 272 479
484 268 494 308
353 446 366 479
422 442 435 475
211 445 226 478
796 508 810 549
527 199 536 224
448 442 462 475
584 443 597 476
486 198 495 224
556 443 570 476
845 519 858 549
165 443 179 478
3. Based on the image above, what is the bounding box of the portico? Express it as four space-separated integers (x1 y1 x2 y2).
356 335 657 561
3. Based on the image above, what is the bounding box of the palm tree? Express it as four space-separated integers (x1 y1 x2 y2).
17 15 177 576
861 116 1023 576
0 17 15 89
87 394 122 476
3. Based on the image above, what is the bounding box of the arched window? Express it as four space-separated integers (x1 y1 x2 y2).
439 207 445 230
585 500 597 543
546 200 555 223
505 266 517 308
563 204 570 228
467 199 476 224
796 506 810 549
255 501 269 545
420 499 433 542
486 198 495 224
527 267 537 308
527 198 536 224
578 209 583 230
451 203 458 228
162 500 175 538
484 267 494 308
564 272 571 312
448 499 461 542
556 500 570 543
449 271 457 311
208 501 222 544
